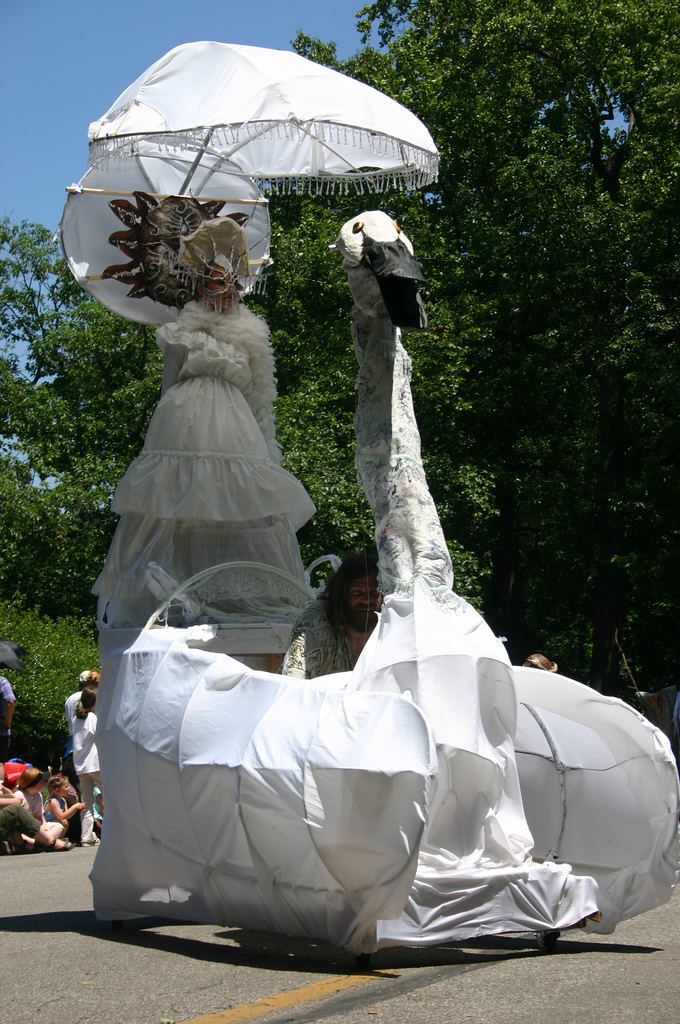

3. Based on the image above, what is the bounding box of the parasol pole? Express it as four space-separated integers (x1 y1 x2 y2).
192 120 362 195
178 129 215 194
293 122 361 172
134 154 156 191
65 186 267 205
191 122 295 194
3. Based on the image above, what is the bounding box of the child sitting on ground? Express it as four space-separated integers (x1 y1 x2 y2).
15 767 74 851
44 775 85 834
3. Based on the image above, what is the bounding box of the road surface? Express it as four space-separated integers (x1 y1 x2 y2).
1 845 679 1024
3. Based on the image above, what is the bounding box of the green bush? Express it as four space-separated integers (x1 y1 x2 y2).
0 600 99 769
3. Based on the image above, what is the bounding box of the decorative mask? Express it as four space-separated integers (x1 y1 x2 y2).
102 192 250 309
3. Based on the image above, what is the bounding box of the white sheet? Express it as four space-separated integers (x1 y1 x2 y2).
514 666 680 931
90 585 675 950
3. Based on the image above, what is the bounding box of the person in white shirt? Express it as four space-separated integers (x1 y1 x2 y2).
63 670 100 802
72 687 102 846
65 669 99 737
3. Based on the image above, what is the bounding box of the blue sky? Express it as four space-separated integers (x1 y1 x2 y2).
0 1 369 232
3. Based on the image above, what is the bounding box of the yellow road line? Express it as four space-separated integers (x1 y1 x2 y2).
179 971 386 1024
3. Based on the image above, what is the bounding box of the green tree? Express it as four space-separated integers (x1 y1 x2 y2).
0 599 99 767
0 219 162 620
297 0 680 692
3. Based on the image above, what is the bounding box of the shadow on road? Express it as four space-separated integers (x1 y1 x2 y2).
0 910 662 974
0 910 100 935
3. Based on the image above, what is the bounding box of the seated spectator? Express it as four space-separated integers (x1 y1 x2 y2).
61 775 83 845
1 778 34 850
1 760 28 790
92 783 104 839
0 778 20 806
16 767 51 822
73 687 102 846
44 775 85 836
16 767 74 851
1 790 74 854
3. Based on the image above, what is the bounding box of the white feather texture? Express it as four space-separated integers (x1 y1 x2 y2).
161 300 281 464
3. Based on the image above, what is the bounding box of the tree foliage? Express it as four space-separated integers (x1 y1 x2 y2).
330 0 680 693
0 599 99 766
0 219 162 620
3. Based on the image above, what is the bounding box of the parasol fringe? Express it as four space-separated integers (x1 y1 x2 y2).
89 120 440 193
91 153 436 195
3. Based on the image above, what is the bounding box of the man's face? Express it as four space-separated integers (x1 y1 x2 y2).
346 573 381 632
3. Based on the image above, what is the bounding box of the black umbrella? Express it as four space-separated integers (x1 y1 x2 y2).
0 639 27 671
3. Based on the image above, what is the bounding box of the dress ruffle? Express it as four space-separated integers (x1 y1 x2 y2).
111 369 315 531
113 452 315 529
93 513 307 605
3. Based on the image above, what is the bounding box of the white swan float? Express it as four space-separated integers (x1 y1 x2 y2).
90 213 679 956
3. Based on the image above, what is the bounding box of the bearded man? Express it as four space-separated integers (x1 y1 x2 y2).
280 552 381 679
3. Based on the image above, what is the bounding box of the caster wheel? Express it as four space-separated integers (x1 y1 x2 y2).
536 929 560 954
354 953 372 969
112 920 125 930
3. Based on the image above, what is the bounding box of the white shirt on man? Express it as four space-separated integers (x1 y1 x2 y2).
65 671 92 736
64 691 82 736
73 713 99 775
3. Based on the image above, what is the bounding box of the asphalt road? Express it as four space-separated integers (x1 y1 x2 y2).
1 845 679 1024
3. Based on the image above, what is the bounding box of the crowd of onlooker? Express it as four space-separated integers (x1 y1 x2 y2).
0 668 103 855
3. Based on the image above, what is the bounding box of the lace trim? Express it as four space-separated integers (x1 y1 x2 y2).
126 450 272 461
89 121 439 193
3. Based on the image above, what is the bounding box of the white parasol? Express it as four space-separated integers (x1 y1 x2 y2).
87 41 439 195
61 152 271 325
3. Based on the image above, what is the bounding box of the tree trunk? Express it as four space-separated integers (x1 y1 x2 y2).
590 370 627 695
487 482 530 665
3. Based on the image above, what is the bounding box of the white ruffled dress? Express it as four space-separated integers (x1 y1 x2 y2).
94 301 315 627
